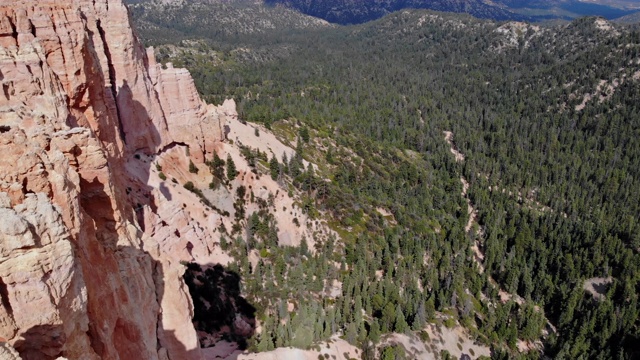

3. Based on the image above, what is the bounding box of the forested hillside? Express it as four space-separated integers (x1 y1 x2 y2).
129 4 640 359
126 0 332 44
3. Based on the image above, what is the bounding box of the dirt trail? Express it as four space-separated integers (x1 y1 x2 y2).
443 132 549 348
443 131 465 162
444 133 530 307
444 131 484 272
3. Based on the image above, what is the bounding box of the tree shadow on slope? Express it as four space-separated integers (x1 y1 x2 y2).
182 262 256 350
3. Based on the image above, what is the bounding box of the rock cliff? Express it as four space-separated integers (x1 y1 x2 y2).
0 0 337 358
0 0 229 358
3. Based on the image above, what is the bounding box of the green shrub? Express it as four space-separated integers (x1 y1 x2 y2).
419 330 430 342
444 318 456 329
189 160 198 174
184 181 195 191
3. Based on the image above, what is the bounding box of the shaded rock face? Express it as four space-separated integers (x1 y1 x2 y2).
182 263 256 350
0 0 230 359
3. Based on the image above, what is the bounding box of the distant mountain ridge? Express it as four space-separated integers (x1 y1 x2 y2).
264 0 532 24
127 0 640 27
614 10 640 22
263 0 639 24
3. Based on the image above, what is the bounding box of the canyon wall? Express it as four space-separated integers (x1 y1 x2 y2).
0 0 230 358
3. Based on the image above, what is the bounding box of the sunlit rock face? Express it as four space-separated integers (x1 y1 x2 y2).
0 1 229 359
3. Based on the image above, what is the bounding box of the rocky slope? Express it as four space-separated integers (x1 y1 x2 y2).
0 0 260 358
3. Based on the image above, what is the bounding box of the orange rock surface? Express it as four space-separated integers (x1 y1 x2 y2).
0 0 229 358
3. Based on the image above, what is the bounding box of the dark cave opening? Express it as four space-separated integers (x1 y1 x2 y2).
182 263 256 350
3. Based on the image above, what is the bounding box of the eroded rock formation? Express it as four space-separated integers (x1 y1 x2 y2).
0 0 229 358
0 0 342 358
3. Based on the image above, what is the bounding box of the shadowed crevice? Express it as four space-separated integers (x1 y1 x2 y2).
96 19 127 144
183 263 256 350
0 278 12 318
13 325 65 360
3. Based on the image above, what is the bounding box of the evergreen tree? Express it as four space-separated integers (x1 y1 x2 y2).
394 307 409 334
299 126 310 143
368 319 381 343
226 154 238 181
345 322 358 345
257 331 275 352
269 155 280 180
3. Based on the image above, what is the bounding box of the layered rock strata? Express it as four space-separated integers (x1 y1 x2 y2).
0 0 228 359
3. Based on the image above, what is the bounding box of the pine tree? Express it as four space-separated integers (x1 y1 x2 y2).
226 154 238 181
412 302 427 331
368 319 381 343
269 155 280 180
275 323 287 348
257 331 275 352
381 303 396 333
281 152 289 175
300 237 309 257
210 152 225 179
299 126 310 143
394 307 409 333
345 322 358 344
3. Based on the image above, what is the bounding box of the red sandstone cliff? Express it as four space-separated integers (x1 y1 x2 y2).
0 0 229 358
